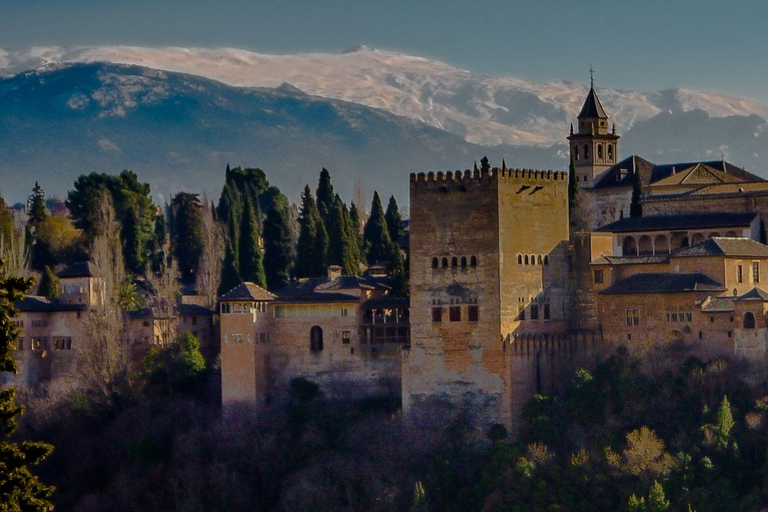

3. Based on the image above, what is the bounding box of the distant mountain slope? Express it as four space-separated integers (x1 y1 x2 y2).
2 45 768 148
0 63 561 203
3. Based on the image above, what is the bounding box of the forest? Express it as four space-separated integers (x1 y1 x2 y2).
3 164 768 510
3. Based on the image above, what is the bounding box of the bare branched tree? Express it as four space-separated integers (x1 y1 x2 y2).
148 237 180 345
79 191 131 398
195 197 224 309
0 225 31 279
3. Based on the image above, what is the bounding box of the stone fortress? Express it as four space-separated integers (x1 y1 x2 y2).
8 80 768 432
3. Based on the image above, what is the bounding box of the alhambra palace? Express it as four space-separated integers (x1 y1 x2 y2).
9 83 768 430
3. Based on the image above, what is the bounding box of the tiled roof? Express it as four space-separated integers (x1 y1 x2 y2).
275 275 390 297
591 255 669 265
272 292 360 304
593 155 760 190
736 287 768 301
15 296 87 312
362 297 409 309
578 87 608 119
596 212 756 233
219 282 275 301
601 273 726 295
649 163 743 187
671 237 768 258
57 261 96 278
701 296 735 312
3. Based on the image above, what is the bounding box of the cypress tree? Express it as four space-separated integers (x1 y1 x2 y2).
387 242 408 297
480 156 491 172
171 192 204 284
363 192 393 266
263 194 293 291
296 185 326 278
630 169 643 218
568 156 587 232
218 242 240 296
349 202 364 263
341 201 362 275
326 196 346 268
316 167 335 223
238 197 266 288
38 265 59 298
384 195 404 245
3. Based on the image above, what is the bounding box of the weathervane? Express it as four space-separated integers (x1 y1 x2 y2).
589 64 594 88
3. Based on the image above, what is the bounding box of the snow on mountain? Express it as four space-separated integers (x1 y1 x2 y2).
3 45 768 147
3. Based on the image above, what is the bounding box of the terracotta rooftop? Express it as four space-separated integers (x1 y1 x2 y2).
601 273 726 295
701 296 735 312
671 237 768 258
219 282 275 302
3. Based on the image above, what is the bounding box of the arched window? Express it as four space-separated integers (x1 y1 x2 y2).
607 144 613 160
530 254 536 265
460 256 467 268
537 255 543 265
622 236 638 256
442 257 448 268
584 144 589 159
470 256 477 267
638 235 653 256
451 257 458 268
310 325 323 351
744 312 756 329
517 254 522 264
432 257 438 269
574 146 580 160
597 144 603 159
543 255 549 265
524 255 529 265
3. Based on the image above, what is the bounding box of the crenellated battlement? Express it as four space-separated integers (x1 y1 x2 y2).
410 167 568 189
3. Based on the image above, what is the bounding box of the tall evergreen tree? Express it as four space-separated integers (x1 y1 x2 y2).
27 182 48 230
630 169 644 218
263 194 293 291
363 192 393 266
296 186 327 278
385 195 405 245
568 156 588 232
26 182 50 270
37 265 59 298
238 197 266 288
480 156 491 172
349 202 364 263
171 192 204 284
0 264 55 510
316 167 335 223
218 242 240 296
341 200 362 275
326 196 346 269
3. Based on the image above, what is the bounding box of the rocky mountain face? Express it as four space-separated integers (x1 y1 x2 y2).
2 46 768 203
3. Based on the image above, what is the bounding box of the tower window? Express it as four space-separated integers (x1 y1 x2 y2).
584 144 589 158
470 256 477 267
468 305 479 322
432 307 442 323
451 257 458 268
574 146 580 160
608 144 613 160
449 306 461 322
597 144 603 159
310 326 323 352
461 256 467 268
517 254 522 264
432 257 438 269
442 257 448 268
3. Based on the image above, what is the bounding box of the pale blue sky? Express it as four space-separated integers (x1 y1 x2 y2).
2 0 767 101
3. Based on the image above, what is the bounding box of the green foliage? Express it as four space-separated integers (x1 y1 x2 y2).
385 195 404 245
0 263 54 511
37 265 59 299
631 168 644 218
411 481 428 512
238 197 266 288
295 185 328 278
67 170 155 274
171 192 204 284
117 278 144 312
363 191 393 266
141 332 207 395
326 196 360 275
315 167 335 223
263 193 293 291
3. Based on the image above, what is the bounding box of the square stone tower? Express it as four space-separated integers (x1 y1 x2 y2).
403 166 570 429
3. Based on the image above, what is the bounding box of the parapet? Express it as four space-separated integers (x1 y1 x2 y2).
410 167 568 190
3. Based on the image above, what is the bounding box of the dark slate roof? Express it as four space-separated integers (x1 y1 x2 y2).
736 287 768 301
601 273 726 295
57 261 96 278
701 297 735 312
596 212 757 233
578 87 608 119
272 292 360 304
592 155 761 190
15 296 87 312
275 275 389 297
219 282 275 301
591 255 669 266
178 303 215 316
671 237 768 258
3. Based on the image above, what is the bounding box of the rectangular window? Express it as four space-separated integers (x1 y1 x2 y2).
432 307 442 323
449 306 461 322
342 331 351 344
544 301 551 320
518 306 525 321
627 309 639 327
16 338 24 351
530 304 539 320
231 334 243 344
593 269 604 284
259 332 267 343
738 264 743 283
468 305 479 322
341 307 348 317
753 261 760 283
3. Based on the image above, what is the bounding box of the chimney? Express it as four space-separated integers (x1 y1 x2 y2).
327 265 342 279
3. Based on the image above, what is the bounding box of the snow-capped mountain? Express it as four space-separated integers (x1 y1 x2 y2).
3 45 768 147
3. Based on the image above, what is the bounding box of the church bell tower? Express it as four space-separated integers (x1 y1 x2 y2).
567 71 619 188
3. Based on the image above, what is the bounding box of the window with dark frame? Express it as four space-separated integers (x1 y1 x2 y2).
468 305 479 322
432 307 442 323
449 306 461 322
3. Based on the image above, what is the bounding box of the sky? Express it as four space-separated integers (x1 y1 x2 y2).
1 0 768 102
